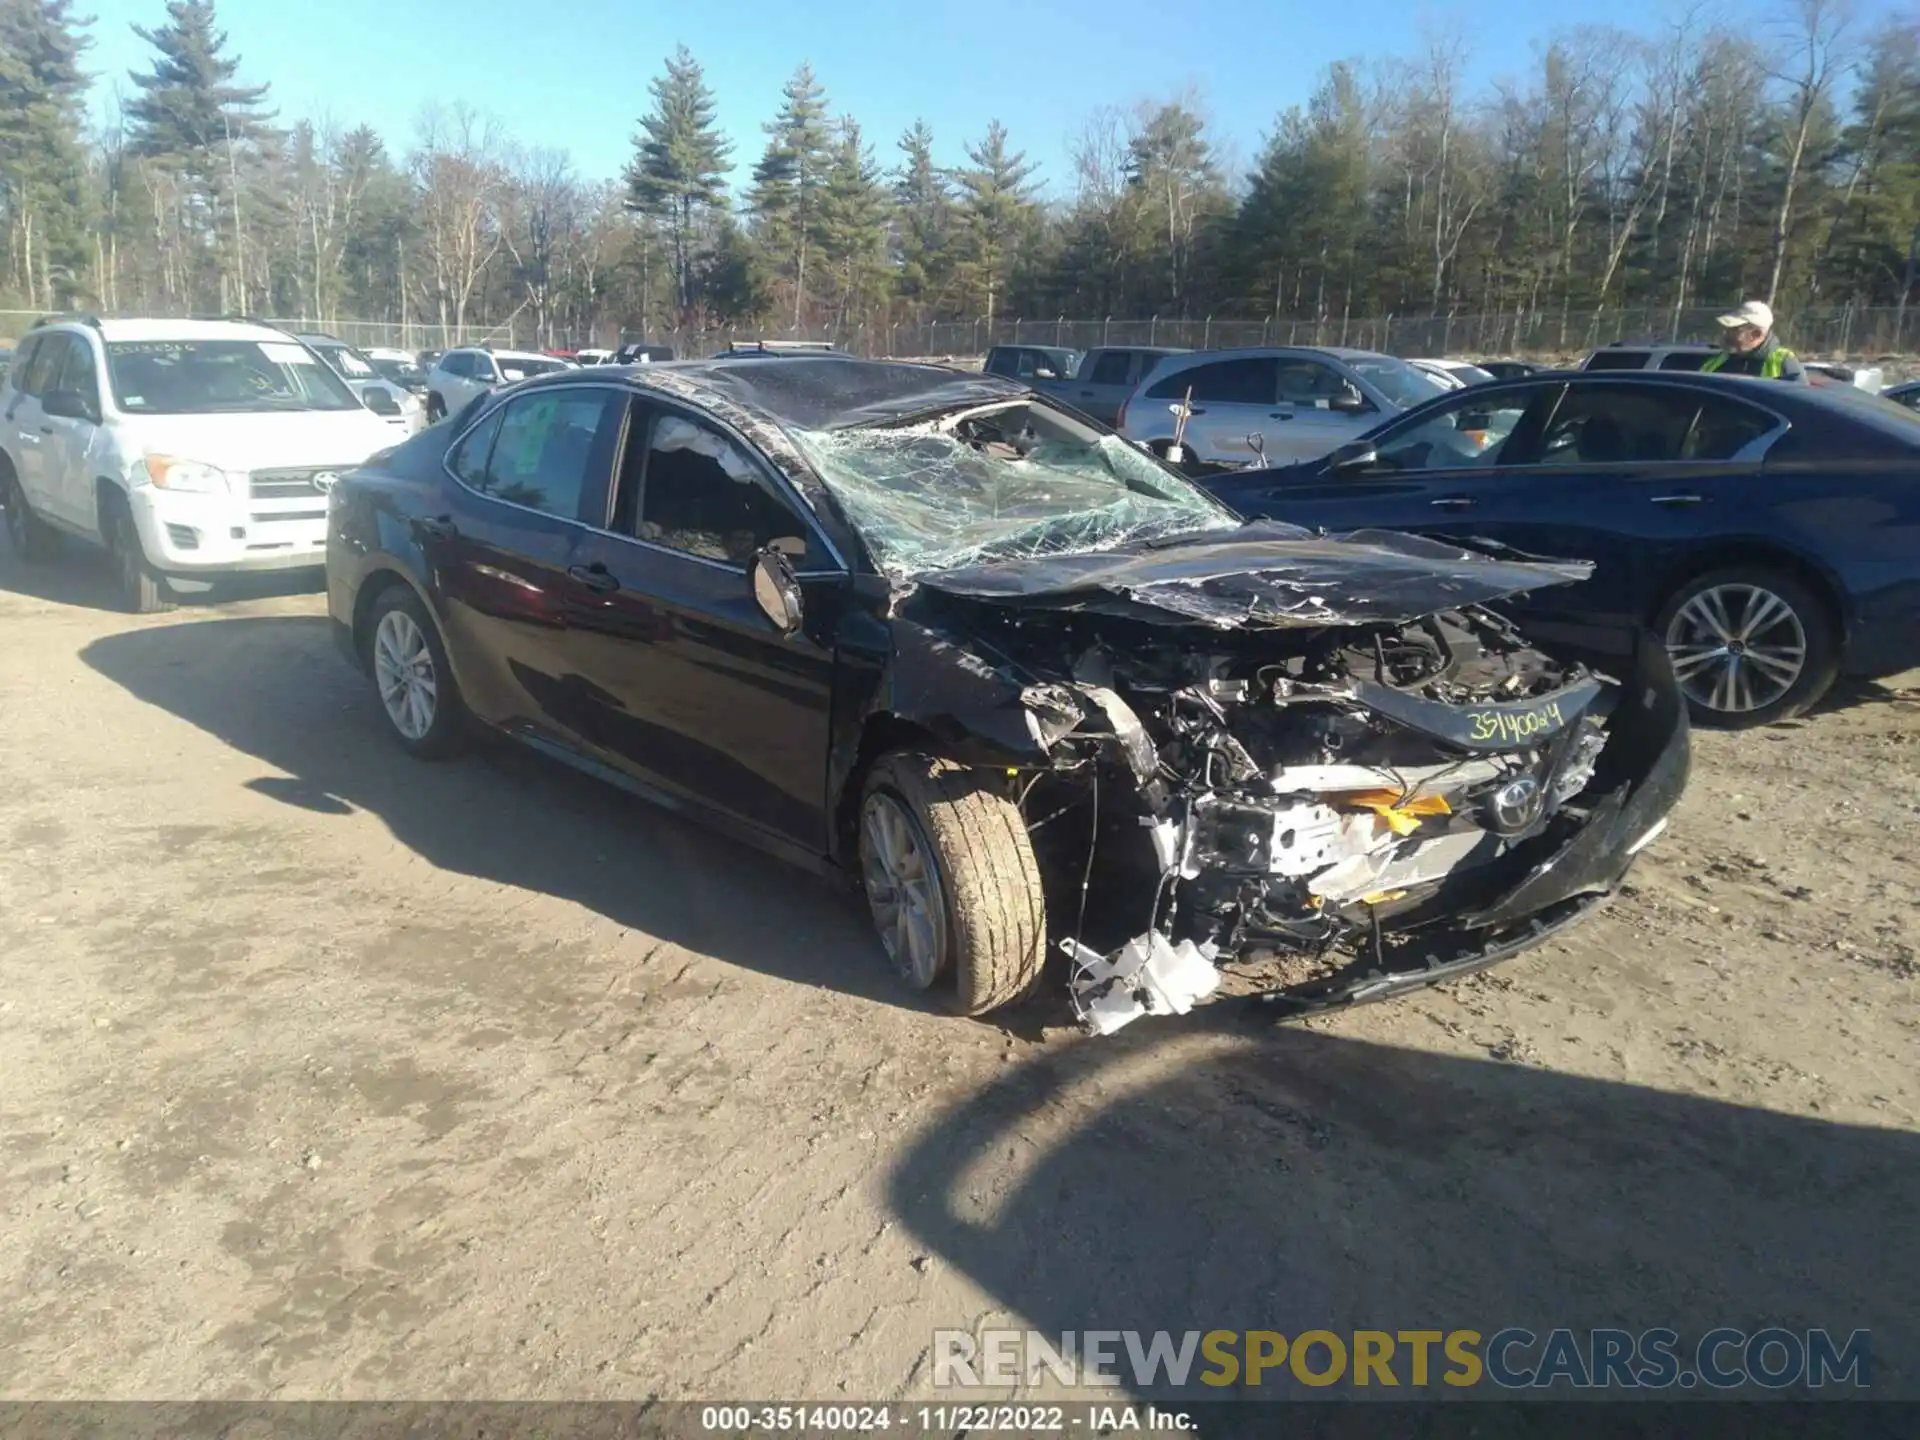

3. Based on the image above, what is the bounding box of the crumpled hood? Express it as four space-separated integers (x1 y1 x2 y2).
914 520 1592 628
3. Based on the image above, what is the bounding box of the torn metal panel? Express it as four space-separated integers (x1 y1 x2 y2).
918 522 1594 628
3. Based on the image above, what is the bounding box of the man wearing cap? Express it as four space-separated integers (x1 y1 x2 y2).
1702 300 1807 381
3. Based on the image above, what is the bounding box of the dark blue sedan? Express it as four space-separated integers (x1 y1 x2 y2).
1205 370 1920 728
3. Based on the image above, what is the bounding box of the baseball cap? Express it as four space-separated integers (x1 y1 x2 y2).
1716 300 1773 332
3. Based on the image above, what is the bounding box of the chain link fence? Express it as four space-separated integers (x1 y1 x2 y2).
870 306 1920 362
8 305 1919 364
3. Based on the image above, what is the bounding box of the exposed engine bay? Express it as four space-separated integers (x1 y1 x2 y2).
933 597 1622 1036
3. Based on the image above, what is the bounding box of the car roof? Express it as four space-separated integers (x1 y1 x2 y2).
84 318 291 344
1152 344 1392 365
515 354 1024 433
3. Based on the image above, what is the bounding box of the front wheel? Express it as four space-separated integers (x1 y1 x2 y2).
858 752 1046 1016
106 502 173 614
366 586 466 758
1656 566 1839 728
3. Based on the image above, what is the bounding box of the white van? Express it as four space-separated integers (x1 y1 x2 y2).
0 316 402 611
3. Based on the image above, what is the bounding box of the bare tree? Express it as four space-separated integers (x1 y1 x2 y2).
1762 0 1857 303
410 105 507 338
501 148 580 345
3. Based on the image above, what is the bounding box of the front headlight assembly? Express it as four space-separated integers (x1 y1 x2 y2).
142 455 233 494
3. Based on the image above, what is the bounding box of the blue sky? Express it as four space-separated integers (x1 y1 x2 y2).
76 0 1895 197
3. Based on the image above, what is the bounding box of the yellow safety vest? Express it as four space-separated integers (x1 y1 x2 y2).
1702 345 1794 379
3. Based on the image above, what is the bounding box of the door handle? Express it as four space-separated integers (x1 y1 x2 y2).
1185 406 1207 415
38 425 54 435
1649 493 1704 506
413 514 457 542
568 563 620 595
1429 496 1476 509
1265 411 1295 420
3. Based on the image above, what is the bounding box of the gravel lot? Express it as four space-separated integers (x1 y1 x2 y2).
1 544 1915 1401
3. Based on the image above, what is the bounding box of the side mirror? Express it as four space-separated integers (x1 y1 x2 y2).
751 545 804 636
1330 384 1368 414
42 389 99 424
1035 368 1057 380
363 386 401 416
1328 440 1378 474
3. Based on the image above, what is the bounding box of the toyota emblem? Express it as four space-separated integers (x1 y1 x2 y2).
312 472 339 494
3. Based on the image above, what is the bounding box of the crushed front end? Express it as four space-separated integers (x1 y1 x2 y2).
902 534 1689 1035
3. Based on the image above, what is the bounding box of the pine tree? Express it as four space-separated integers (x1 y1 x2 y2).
893 119 950 314
125 0 271 164
1124 102 1224 311
124 0 274 309
624 44 731 317
0 0 94 307
815 118 891 329
745 63 831 326
700 214 771 326
953 120 1038 330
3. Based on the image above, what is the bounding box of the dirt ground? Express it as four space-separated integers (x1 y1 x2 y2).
0 544 1915 1403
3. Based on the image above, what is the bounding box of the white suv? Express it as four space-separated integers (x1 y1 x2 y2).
0 317 402 612
424 347 573 422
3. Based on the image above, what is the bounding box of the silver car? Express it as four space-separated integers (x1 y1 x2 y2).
295 332 426 436
1120 346 1447 466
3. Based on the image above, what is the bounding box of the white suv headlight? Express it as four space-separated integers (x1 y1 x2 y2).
142 455 233 494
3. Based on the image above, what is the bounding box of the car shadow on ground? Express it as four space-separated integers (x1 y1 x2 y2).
80 613 917 1011
887 1014 1918 1418
0 536 325 613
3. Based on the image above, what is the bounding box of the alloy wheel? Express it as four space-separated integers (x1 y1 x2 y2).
860 792 944 988
1665 582 1808 716
373 608 439 741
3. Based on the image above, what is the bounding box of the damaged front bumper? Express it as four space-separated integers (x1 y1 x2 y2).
1256 632 1689 1016
1063 632 1689 1032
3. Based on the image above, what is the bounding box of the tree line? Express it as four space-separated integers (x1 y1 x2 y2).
2 0 1917 350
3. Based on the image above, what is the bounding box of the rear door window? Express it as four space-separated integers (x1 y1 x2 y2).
1657 351 1714 372
1526 385 1773 465
477 387 626 520
1148 357 1278 405
13 335 59 397
1089 351 1133 386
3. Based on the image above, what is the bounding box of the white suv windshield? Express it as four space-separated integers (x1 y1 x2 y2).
105 340 362 414
499 357 567 380
310 342 377 378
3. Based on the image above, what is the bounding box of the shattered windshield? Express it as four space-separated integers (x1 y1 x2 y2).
792 401 1239 576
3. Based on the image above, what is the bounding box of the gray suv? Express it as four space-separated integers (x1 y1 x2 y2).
1036 345 1187 425
1120 346 1447 466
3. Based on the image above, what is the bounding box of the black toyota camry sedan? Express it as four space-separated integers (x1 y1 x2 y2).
326 358 1685 1030
1205 370 1920 729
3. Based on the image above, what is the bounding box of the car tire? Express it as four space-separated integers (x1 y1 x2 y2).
364 585 467 759
1 464 58 561
105 499 174 614
1655 566 1839 729
857 751 1047 1016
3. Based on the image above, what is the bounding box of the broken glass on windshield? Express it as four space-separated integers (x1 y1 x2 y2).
791 401 1237 577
